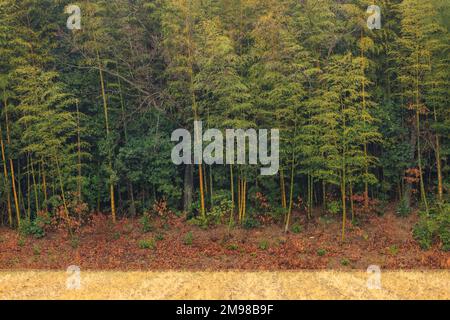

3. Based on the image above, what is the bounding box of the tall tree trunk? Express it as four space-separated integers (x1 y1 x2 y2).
415 48 429 214
322 180 327 213
183 164 193 212
341 170 347 242
341 103 347 241
0 122 12 226
350 183 354 222
95 44 116 223
433 107 443 202
229 164 234 229
4 99 20 226
30 156 39 214
416 109 429 214
361 31 369 210
280 169 287 209
209 165 213 208
284 152 295 233
75 99 82 201
41 159 48 211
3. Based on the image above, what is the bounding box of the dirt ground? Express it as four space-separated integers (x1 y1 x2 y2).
0 270 448 299
0 210 448 270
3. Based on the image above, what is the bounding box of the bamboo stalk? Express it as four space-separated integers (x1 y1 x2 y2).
433 107 443 202
4 99 20 226
280 169 287 209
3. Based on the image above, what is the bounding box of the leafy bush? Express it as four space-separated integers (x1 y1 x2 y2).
269 207 286 223
207 198 233 225
326 200 341 215
375 200 388 216
388 245 399 255
396 198 411 217
138 239 156 250
19 216 50 239
413 219 435 250
413 203 449 251
291 223 302 234
317 248 327 256
340 258 350 266
188 192 233 228
227 244 238 251
258 239 269 250
183 231 193 246
140 213 152 233
33 244 41 256
188 216 209 229
243 216 260 230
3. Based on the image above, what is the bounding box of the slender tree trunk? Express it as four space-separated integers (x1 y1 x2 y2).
433 107 443 202
209 165 213 208
229 164 234 229
238 176 242 223
242 178 247 223
341 170 347 241
341 104 347 241
94 35 116 223
414 48 429 214
416 109 428 214
350 183 354 222
30 156 39 214
361 31 369 210
0 122 12 226
4 99 20 226
26 155 31 220
75 99 82 201
41 159 48 211
284 152 295 233
184 5 205 219
322 180 326 213
183 164 193 212
280 169 287 209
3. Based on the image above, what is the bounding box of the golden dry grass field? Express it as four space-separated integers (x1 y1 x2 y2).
0 270 448 300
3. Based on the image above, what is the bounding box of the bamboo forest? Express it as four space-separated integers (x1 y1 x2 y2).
0 0 449 272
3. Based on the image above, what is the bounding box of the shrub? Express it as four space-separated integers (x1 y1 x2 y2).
183 231 193 246
33 244 41 256
243 216 260 230
188 192 233 228
70 237 80 249
207 198 233 225
19 216 50 239
435 204 450 251
269 207 286 224
227 244 238 251
388 245 399 255
317 248 327 256
138 239 156 250
413 219 435 250
291 223 302 234
258 239 269 250
375 200 388 216
396 198 411 217
326 200 341 215
152 198 172 220
140 214 152 233
413 203 449 251
255 192 270 213
340 258 350 266
17 237 25 247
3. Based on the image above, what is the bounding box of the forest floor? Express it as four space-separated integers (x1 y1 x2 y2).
0 207 449 270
